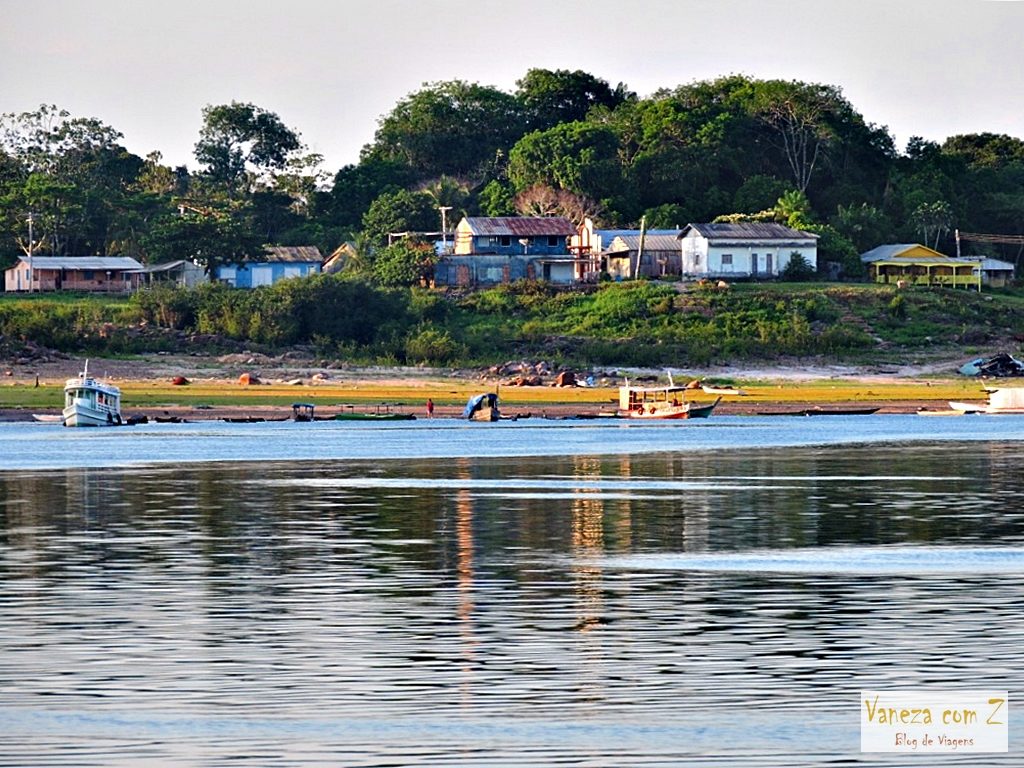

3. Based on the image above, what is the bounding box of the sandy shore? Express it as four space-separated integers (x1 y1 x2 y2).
0 351 998 423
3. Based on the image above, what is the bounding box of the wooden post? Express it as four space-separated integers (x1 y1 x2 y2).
633 215 647 280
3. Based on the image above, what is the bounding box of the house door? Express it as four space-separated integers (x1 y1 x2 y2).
766 254 773 275
750 254 758 275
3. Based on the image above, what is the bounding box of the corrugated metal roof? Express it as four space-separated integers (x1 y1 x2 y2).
596 228 681 241
682 223 817 240
263 246 323 263
969 257 1015 271
606 234 682 253
462 217 576 237
137 260 205 274
875 257 975 265
15 256 144 270
860 244 940 262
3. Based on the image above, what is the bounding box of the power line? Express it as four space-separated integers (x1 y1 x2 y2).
957 230 1024 245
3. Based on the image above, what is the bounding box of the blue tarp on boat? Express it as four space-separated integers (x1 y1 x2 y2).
462 393 498 419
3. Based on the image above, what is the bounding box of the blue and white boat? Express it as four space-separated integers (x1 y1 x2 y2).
62 361 122 427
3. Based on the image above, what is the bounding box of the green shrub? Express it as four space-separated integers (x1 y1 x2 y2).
404 326 464 364
888 294 907 320
782 252 816 281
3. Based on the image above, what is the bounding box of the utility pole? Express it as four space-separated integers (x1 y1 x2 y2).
439 206 452 252
634 215 647 280
26 212 34 293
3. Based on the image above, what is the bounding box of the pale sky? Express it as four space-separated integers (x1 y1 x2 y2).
2 0 1023 175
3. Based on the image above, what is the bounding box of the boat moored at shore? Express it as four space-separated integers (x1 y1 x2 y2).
62 361 122 427
950 387 1024 414
618 380 719 419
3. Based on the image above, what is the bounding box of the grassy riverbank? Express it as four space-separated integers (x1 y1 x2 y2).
0 362 1003 418
3 280 1024 370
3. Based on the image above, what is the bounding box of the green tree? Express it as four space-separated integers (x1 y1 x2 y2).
781 252 815 281
372 239 438 287
508 122 622 204
515 68 632 131
830 202 893 252
194 102 303 194
368 80 527 179
322 158 415 231
0 105 145 257
804 223 861 277
774 189 813 228
478 179 516 216
750 80 840 192
141 204 262 274
910 200 954 249
361 188 437 246
733 175 790 214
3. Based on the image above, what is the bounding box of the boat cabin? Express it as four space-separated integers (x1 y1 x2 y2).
463 393 500 421
619 384 689 413
292 402 316 422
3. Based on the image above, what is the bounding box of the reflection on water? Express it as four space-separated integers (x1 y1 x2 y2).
1 441 1022 765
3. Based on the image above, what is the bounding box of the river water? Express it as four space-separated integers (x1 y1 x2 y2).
1 416 1022 765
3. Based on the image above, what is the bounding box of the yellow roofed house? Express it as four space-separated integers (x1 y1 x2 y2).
859 244 981 290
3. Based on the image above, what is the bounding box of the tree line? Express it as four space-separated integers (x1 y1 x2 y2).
3 70 1024 282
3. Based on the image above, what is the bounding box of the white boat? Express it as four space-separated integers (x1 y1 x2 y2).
619 379 720 419
32 413 64 423
701 384 747 396
949 388 1024 415
63 361 123 427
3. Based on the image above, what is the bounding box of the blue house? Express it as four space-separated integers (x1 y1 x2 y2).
216 246 323 288
436 217 578 286
453 216 575 257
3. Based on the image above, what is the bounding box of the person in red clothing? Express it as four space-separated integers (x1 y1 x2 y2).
426 398 434 418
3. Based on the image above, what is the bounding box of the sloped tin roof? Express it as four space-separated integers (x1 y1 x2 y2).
683 222 817 240
15 256 144 271
606 234 683 253
462 217 576 237
860 243 941 262
263 246 324 263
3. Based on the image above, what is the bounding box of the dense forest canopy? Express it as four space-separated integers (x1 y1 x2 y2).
3 70 1024 275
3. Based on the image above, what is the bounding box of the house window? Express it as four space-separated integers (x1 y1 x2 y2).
548 236 559 247
721 254 733 265
500 236 511 247
487 236 501 246
83 270 94 280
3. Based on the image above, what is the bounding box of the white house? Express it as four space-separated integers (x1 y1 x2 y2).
679 223 818 279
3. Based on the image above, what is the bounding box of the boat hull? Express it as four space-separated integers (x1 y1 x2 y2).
333 413 416 421
63 363 122 428
624 398 719 420
62 403 121 427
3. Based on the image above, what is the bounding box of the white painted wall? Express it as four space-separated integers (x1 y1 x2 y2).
680 231 817 277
